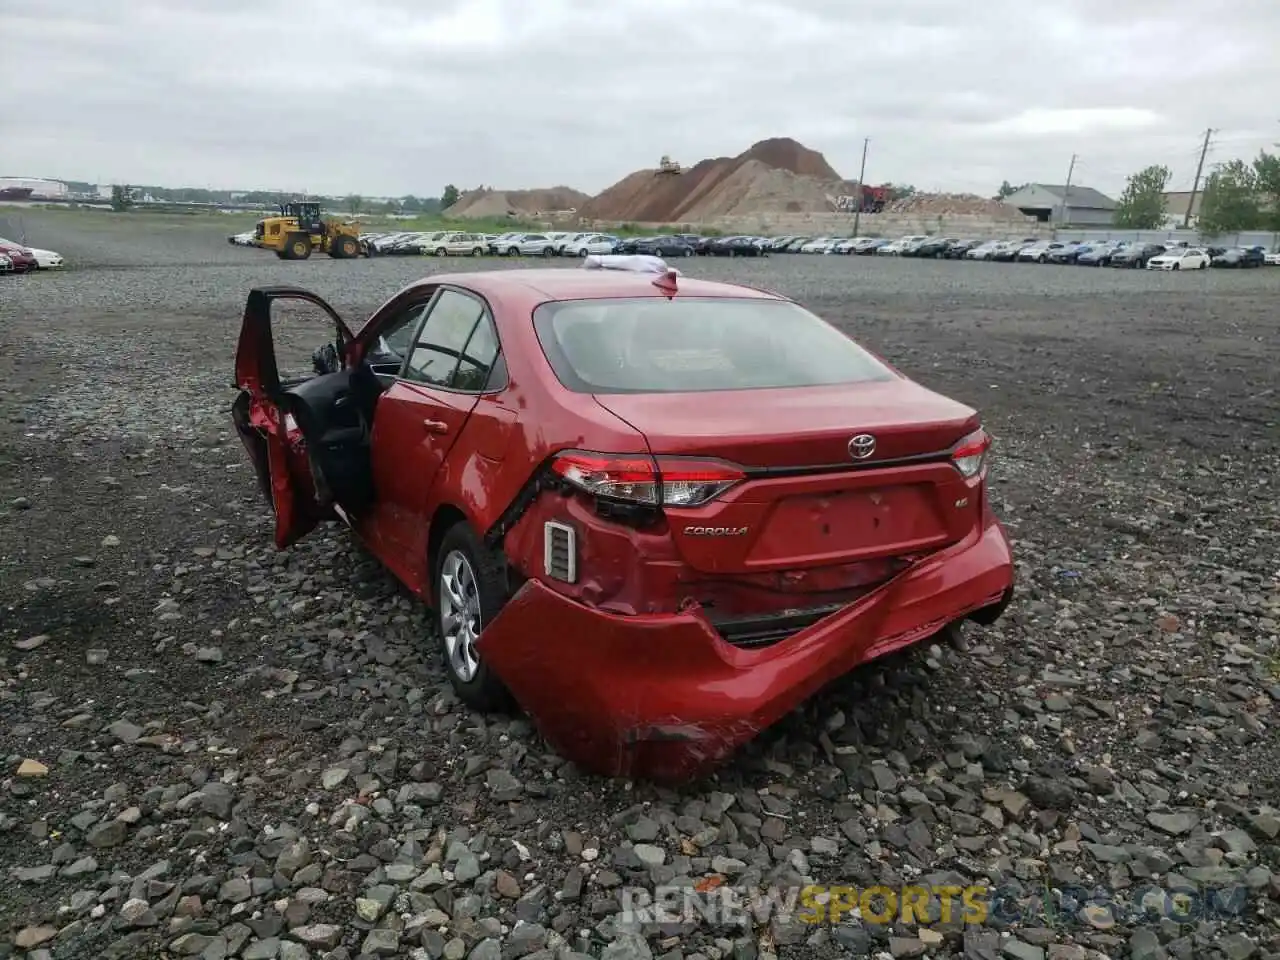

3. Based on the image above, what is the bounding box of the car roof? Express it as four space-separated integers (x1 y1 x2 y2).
402 269 786 303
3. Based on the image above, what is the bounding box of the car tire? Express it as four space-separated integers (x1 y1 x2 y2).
434 521 515 713
471 247 483 257
578 248 588 257
542 247 554 258
683 247 693 257
435 247 447 257
1172 262 1180 271
505 247 518 257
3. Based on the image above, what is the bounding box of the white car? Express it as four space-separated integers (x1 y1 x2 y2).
495 234 559 257
27 247 65 269
1264 250 1280 266
565 234 618 257
798 237 835 254
1017 242 1067 263
430 232 489 257
1146 248 1210 270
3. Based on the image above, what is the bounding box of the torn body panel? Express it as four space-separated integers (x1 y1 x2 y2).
477 511 1014 780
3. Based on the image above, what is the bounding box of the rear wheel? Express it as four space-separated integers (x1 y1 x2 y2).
435 247 447 257
684 247 694 257
434 522 514 712
542 247 555 258
505 247 519 257
471 247 483 257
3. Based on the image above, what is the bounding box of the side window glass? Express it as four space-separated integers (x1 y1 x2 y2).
405 290 483 387
452 315 500 391
372 302 429 365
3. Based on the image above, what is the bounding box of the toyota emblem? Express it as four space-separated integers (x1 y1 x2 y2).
848 434 876 459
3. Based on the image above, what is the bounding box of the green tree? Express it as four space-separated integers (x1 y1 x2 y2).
996 180 1026 199
441 184 460 209
345 194 363 215
886 183 916 201
1112 165 1170 229
1251 149 1280 233
400 195 423 213
110 185 134 212
1197 160 1261 235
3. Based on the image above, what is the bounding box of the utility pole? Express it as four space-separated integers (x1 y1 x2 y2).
1184 127 1213 229
1057 154 1077 234
852 137 870 238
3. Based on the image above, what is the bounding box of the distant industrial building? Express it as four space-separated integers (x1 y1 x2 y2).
0 177 69 201
1002 183 1116 226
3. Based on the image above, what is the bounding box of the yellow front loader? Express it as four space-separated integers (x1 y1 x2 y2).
254 202 363 260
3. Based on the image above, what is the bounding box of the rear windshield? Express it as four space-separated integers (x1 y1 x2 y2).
533 297 895 394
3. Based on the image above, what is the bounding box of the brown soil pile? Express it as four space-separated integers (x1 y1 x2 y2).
445 186 590 219
887 192 1025 219
580 137 852 222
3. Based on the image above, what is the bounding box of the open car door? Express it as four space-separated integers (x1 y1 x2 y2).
232 286 358 549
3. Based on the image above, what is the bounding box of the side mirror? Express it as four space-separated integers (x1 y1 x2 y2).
312 342 340 375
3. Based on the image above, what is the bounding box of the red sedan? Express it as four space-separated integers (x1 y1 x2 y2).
232 261 1014 779
0 239 38 273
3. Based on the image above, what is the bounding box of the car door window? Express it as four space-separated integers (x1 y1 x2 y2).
452 314 502 391
372 302 430 366
405 290 484 387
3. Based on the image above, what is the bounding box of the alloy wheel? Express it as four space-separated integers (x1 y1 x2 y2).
439 549 481 682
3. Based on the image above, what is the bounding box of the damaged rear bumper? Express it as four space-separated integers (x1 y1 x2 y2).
477 518 1015 780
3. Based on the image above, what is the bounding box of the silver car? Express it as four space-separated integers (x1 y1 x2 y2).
430 232 489 257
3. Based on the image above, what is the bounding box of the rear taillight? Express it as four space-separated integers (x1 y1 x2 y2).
952 429 990 479
550 451 744 507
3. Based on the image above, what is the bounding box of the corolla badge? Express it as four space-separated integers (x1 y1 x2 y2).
848 434 876 459
683 526 749 536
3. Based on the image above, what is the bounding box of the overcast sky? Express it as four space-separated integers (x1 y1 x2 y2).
4 0 1278 199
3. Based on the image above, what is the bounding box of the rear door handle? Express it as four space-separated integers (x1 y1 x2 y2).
422 419 449 434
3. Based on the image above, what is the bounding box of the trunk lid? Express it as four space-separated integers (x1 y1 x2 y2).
593 381 983 575
593 380 978 468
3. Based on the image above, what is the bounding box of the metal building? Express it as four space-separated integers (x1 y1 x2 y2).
1002 183 1116 226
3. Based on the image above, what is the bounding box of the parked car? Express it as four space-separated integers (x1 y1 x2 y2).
1017 241 1074 263
561 234 618 257
486 232 525 255
707 236 765 257
1076 242 1125 266
493 234 558 257
430 233 489 257
229 231 258 247
25 246 65 269
231 258 1014 780
992 240 1036 262
943 239 981 259
1110 243 1165 268
1210 246 1266 268
854 238 891 255
631 236 697 257
964 241 1002 261
1146 248 1210 271
799 237 841 254
911 237 956 258
1047 243 1091 265
1264 249 1280 266
0 238 38 273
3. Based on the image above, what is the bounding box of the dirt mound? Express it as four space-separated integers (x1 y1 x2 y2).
445 186 589 219
886 192 1026 219
740 137 842 181
580 138 849 223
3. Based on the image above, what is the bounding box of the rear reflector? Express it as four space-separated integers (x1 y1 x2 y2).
952 429 991 479
551 451 744 507
544 521 577 582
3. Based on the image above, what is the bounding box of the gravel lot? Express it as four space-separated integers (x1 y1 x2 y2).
2 210 1279 960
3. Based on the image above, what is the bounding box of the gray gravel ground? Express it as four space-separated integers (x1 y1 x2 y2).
2 210 1279 960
